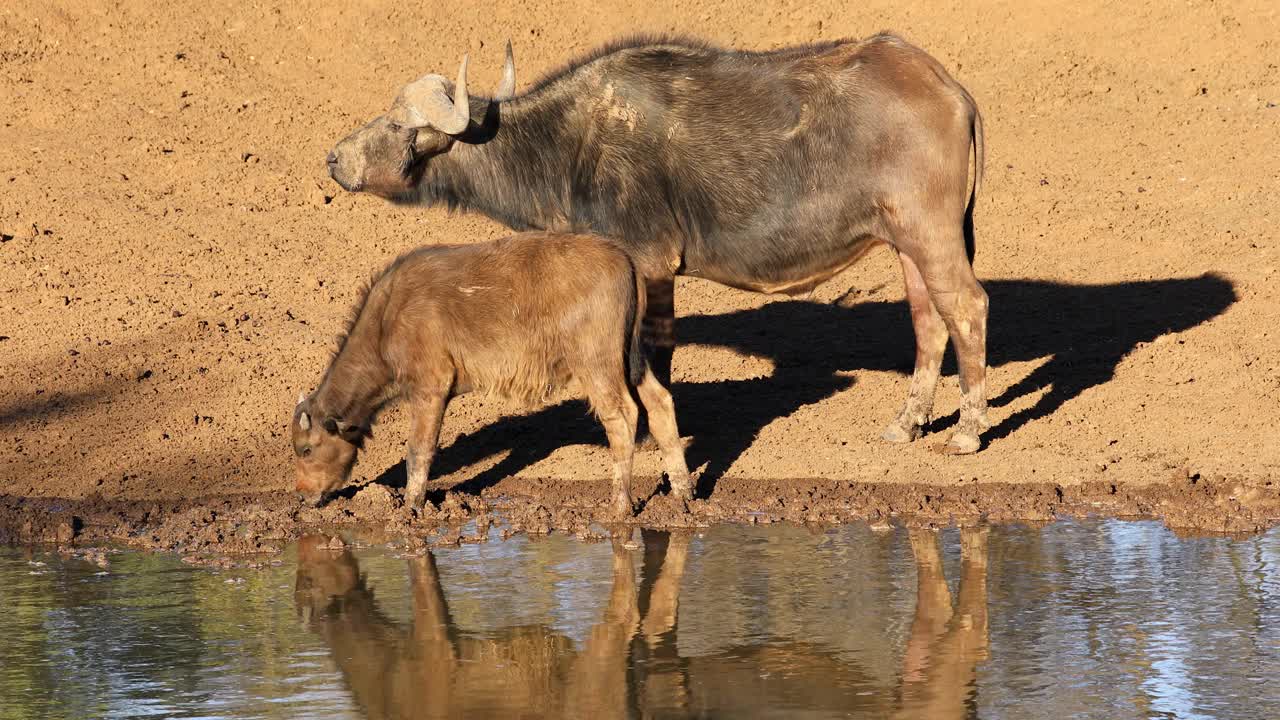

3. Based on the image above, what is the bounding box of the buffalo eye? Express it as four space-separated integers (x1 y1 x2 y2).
300 446 312 458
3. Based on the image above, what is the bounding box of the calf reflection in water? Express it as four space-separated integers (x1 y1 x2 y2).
293 527 989 718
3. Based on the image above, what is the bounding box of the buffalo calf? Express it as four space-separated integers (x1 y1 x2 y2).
291 232 691 516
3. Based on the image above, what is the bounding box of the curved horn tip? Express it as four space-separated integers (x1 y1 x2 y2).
497 41 517 100
456 54 469 94
445 53 471 133
297 392 307 406
456 53 470 83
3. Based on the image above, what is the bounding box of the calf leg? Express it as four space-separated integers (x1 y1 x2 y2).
634 367 692 500
586 381 640 518
884 252 950 444
405 392 449 509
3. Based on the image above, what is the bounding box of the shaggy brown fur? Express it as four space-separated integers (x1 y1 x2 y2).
291 232 691 515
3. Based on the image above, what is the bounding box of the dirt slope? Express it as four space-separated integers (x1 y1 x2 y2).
2 1 1278 533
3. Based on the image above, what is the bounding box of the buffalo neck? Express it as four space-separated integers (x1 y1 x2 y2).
312 284 396 429
418 89 580 232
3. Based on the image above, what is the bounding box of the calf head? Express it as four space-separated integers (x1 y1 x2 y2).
326 44 516 199
292 393 365 506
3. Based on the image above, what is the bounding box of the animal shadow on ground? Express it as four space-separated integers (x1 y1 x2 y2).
1 329 267 497
373 274 1235 500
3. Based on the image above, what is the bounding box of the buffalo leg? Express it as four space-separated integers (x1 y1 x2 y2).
636 275 676 450
917 249 990 454
634 367 692 500
884 252 949 444
405 392 449 509
641 276 677 387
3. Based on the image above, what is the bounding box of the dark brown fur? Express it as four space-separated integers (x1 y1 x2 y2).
328 32 991 453
291 232 691 515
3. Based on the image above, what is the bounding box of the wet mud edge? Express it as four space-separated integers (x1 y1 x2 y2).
3 473 1277 565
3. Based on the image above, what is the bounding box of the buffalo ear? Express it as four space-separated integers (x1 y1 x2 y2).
412 128 452 155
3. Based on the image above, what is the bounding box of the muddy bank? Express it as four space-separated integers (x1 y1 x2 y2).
4 472 1277 564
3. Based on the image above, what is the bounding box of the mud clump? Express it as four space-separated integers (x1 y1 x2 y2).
349 484 397 516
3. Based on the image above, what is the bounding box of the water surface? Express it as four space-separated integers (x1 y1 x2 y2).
3 520 1279 719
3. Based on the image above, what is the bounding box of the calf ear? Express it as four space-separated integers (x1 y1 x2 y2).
335 419 363 437
298 411 311 431
334 419 369 445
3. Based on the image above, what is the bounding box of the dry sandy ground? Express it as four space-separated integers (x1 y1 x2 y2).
2 0 1279 548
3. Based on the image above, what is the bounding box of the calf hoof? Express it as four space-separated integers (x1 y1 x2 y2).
610 495 636 519
403 488 428 510
939 431 981 455
669 476 694 502
881 420 922 444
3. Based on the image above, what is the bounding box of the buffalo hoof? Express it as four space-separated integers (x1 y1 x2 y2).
938 431 981 455
881 420 922 444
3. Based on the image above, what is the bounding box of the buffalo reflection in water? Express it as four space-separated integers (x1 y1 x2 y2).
293 527 990 719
